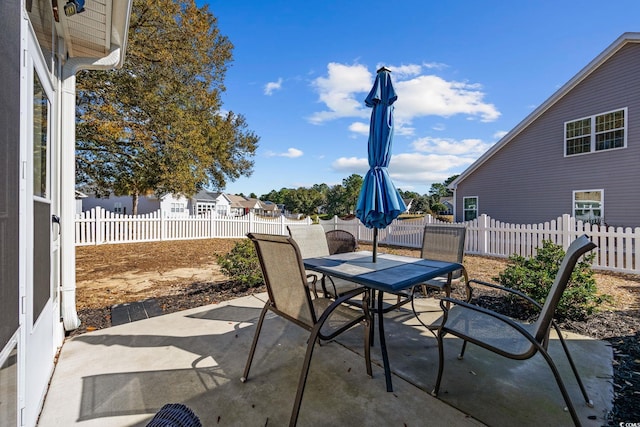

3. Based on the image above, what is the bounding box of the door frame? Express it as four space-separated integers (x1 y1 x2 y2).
19 20 60 427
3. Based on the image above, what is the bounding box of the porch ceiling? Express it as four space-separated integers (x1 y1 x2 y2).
28 0 130 64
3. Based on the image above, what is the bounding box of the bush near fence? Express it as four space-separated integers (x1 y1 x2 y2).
75 208 639 275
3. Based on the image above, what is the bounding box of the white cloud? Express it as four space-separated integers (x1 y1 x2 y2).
411 136 493 156
307 63 372 124
264 78 283 95
265 148 304 158
348 121 369 136
308 62 500 126
493 130 508 140
330 135 495 191
394 75 500 123
331 156 369 174
331 152 475 190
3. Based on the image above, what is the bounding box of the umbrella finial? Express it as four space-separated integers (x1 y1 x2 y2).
377 66 392 73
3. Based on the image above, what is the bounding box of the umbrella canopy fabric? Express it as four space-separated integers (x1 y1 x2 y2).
356 67 406 230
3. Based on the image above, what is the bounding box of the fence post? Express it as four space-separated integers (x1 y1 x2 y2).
478 214 488 256
160 210 166 241
249 212 254 234
561 213 571 249
280 214 286 235
95 207 103 245
210 211 215 238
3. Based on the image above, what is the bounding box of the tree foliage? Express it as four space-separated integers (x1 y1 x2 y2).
76 0 258 213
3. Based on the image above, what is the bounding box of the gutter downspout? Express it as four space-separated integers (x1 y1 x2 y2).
59 49 125 330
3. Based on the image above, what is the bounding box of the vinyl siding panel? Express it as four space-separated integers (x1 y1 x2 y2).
456 42 640 228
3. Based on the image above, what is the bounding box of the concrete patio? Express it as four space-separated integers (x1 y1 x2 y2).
38 293 613 426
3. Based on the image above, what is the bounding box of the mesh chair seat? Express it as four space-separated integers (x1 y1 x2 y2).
440 306 538 358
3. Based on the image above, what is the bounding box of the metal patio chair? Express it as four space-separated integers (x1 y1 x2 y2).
431 234 596 427
325 229 359 255
288 225 360 298
396 224 468 321
241 233 372 427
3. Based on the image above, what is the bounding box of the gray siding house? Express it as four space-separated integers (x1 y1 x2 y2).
451 32 640 228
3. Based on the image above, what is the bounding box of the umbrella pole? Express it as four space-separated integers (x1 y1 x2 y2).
373 228 378 262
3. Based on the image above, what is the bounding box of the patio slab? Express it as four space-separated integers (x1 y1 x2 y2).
37 293 612 426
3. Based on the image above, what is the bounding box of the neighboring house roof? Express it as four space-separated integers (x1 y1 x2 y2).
192 190 231 204
75 190 87 199
449 32 640 190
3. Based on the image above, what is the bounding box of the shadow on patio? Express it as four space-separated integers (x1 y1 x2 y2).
38 293 612 426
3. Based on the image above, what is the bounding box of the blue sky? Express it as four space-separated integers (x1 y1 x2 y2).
201 1 640 198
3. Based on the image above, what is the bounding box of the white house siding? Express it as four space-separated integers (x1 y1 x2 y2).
455 37 640 228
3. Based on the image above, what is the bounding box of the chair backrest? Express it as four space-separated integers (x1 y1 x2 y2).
287 224 331 258
533 234 596 342
421 224 467 278
325 230 358 255
247 233 316 326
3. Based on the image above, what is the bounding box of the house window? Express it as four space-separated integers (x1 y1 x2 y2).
114 202 124 214
565 108 626 156
463 196 478 221
171 203 185 213
196 202 215 215
573 190 603 224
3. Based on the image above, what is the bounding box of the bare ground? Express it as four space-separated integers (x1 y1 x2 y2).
73 238 639 424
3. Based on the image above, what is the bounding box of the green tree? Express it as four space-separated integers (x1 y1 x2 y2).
342 174 364 214
76 0 258 213
324 185 348 217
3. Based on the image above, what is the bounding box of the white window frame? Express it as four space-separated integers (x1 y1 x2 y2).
572 189 604 224
463 196 478 221
564 107 627 156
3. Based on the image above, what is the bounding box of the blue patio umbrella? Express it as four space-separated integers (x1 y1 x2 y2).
355 67 406 262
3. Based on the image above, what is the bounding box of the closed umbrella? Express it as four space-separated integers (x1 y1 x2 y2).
355 67 406 262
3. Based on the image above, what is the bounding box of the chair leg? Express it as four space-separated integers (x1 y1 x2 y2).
554 324 594 407
538 347 583 427
458 340 468 359
362 290 372 377
289 324 322 427
240 304 269 383
432 331 446 396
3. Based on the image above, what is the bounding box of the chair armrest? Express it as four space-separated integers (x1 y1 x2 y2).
468 279 542 311
306 273 320 298
315 287 370 328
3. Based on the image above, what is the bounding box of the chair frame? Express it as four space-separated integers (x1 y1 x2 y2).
241 233 372 427
402 224 469 327
431 234 596 427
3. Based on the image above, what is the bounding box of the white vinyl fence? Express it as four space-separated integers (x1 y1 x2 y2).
76 208 640 274
323 213 640 274
75 207 312 245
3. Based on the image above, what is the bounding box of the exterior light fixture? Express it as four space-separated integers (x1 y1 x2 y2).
64 0 85 16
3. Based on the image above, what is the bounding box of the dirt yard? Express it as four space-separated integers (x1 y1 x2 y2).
76 238 639 312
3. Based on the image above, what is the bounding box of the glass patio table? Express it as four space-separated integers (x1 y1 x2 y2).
303 250 465 392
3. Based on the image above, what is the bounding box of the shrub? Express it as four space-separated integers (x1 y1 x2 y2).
217 239 263 288
495 239 607 320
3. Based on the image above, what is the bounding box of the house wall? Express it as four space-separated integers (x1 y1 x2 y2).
455 42 640 228
159 194 189 216
0 3 21 424
83 194 161 215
